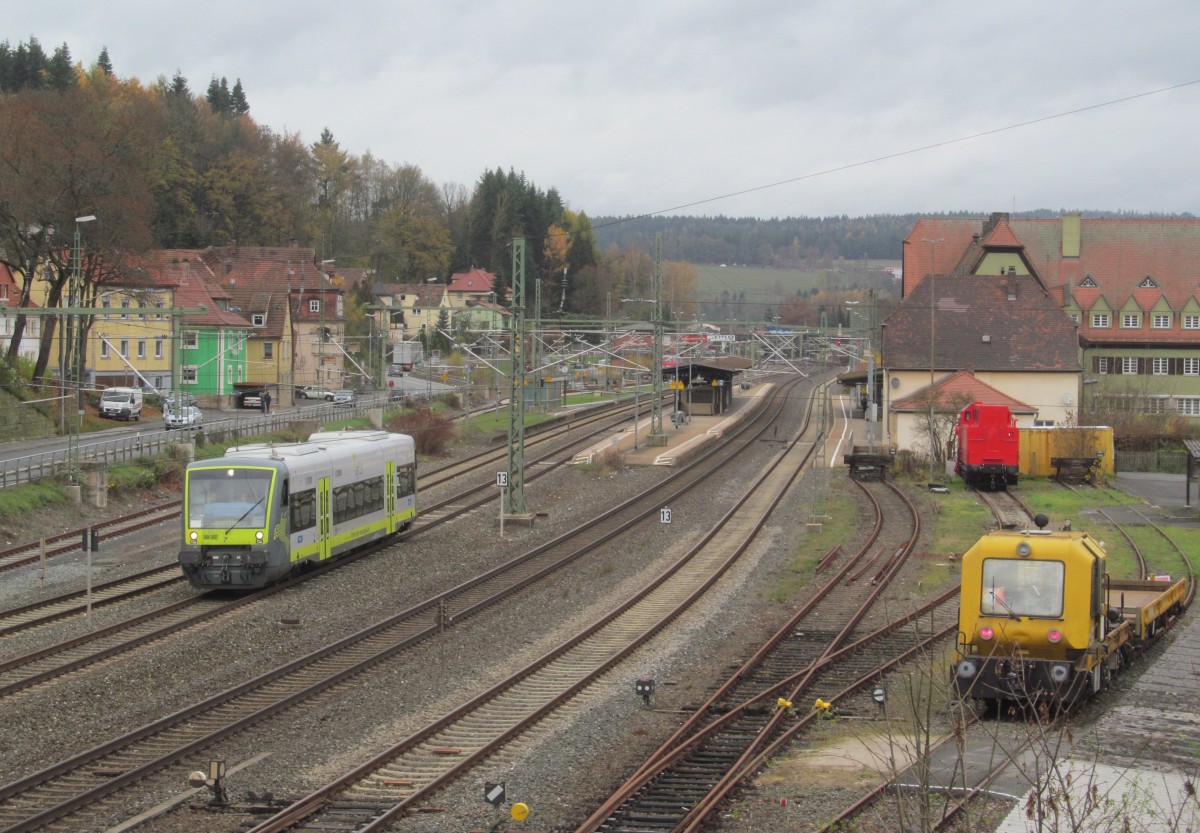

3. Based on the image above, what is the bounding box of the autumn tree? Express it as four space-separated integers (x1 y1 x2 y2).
0 79 159 380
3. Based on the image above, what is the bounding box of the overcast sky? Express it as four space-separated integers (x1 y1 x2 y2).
11 1 1200 220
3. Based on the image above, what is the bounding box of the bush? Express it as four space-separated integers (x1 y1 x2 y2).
386 407 456 456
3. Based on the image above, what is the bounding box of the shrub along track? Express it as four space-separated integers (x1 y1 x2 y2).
0 378 820 833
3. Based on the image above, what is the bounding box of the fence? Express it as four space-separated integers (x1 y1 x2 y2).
1114 449 1191 474
0 390 466 490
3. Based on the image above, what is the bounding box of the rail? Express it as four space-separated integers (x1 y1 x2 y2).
0 387 469 490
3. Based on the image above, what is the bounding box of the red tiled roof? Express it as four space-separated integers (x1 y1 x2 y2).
903 215 1200 319
447 267 497 294
882 274 1081 372
891 370 1037 413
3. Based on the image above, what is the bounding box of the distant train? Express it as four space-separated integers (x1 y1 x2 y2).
954 402 1019 491
178 430 417 589
953 514 1187 709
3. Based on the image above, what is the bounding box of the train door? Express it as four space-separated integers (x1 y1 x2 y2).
385 461 397 534
318 477 333 560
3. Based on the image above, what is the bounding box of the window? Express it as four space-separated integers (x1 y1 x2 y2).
1139 276 1158 288
1153 314 1171 329
1097 356 1109 374
252 313 266 327
155 338 164 359
1178 398 1200 416
0 285 7 301
119 339 129 357
290 488 317 532
1185 315 1200 330
1033 419 1055 427
309 300 320 313
101 298 111 319
183 331 198 349
1145 397 1169 415
1068 313 1080 325
182 366 198 384
1122 357 1139 375
1121 313 1141 329
1078 275 1098 288
1185 358 1199 376
1152 357 1169 375
263 341 274 359
981 558 1064 618
100 340 110 359
1091 312 1110 328
137 339 146 359
156 300 165 320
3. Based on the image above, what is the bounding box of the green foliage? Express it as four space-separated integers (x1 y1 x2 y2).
107 463 160 491
0 481 68 524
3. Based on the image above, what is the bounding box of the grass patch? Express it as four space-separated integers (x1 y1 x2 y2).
922 480 993 558
771 477 860 602
0 481 69 524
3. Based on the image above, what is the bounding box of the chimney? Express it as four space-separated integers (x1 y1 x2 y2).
1062 212 1081 258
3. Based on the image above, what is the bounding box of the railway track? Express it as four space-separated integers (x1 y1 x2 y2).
0 403 653 700
0 503 180 573
241 378 824 833
0 377 823 832
975 487 1034 530
573 479 941 833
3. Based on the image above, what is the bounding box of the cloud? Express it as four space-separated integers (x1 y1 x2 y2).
10 0 1200 218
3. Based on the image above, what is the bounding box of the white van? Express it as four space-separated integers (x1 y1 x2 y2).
99 387 143 421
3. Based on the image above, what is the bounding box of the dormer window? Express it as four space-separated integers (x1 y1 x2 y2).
252 313 266 327
1139 275 1158 289
1121 313 1141 329
1078 275 1098 288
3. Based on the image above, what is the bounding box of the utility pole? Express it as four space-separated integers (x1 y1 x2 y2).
532 271 541 410
923 238 943 485
505 238 529 520
647 233 666 445
319 259 335 388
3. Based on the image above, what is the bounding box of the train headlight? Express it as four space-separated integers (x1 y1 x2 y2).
1050 664 1070 683
1047 629 1063 644
255 531 264 543
189 531 198 543
957 660 977 679
979 626 995 641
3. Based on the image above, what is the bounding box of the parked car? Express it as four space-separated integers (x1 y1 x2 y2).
296 385 333 400
164 405 203 430
330 390 356 406
99 387 143 421
162 392 198 408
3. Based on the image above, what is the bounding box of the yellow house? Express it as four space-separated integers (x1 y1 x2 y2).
27 261 176 392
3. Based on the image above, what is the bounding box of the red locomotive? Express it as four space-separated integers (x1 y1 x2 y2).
954 402 1019 491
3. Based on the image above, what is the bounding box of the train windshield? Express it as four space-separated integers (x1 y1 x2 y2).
187 468 273 529
981 558 1064 618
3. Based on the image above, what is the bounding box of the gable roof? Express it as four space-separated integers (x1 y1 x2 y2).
890 370 1037 413
447 267 497 294
882 274 1081 373
904 214 1200 312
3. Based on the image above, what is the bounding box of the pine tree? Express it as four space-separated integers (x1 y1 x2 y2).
96 45 113 75
46 43 76 90
0 41 12 93
205 75 230 114
169 70 190 98
230 78 249 114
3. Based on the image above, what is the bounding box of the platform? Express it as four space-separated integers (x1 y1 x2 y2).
571 384 773 467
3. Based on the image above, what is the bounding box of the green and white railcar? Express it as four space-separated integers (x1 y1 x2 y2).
179 430 416 589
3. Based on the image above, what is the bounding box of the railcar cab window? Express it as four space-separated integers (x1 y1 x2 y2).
981 558 1064 618
187 468 273 529
396 463 416 498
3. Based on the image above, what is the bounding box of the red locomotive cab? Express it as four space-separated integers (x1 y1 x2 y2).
956 402 1019 491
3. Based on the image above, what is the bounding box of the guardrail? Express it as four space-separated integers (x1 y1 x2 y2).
0 387 469 490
